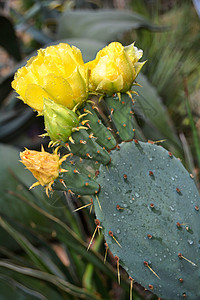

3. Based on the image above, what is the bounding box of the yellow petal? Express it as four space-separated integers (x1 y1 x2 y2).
67 67 88 105
12 67 37 100
43 73 74 108
25 84 50 112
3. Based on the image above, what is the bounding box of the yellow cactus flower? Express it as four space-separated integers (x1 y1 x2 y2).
12 43 88 113
20 146 69 196
86 42 145 95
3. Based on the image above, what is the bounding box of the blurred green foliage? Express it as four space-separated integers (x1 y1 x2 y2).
0 0 199 299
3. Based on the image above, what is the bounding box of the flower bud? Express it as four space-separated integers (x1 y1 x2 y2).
20 146 68 196
87 42 145 95
43 98 79 143
12 43 88 113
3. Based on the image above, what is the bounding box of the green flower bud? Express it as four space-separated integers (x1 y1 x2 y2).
43 98 79 143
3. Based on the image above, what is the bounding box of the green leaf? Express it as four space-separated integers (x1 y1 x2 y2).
0 217 66 279
58 10 163 42
133 73 183 156
0 274 47 300
0 261 101 300
184 81 200 168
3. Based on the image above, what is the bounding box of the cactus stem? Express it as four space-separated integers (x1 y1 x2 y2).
109 231 122 248
87 219 102 251
104 243 109 264
114 256 120 285
178 253 197 267
95 195 102 210
73 200 93 212
129 276 134 300
144 261 160 279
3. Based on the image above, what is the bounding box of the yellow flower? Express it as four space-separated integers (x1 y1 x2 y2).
12 43 88 113
86 42 145 95
20 146 69 196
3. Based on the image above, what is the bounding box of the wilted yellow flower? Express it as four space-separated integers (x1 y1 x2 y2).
86 42 145 95
12 43 88 113
20 146 69 196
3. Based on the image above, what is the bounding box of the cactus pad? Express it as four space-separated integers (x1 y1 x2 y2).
82 103 117 150
94 141 200 300
104 94 135 141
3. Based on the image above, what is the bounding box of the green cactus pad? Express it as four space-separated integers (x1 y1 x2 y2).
63 129 111 165
104 94 135 141
82 103 117 150
94 141 200 300
53 160 100 195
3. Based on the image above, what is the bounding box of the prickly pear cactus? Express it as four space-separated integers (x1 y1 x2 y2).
13 41 200 300
93 140 200 300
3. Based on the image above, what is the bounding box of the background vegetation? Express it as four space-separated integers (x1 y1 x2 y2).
0 0 199 299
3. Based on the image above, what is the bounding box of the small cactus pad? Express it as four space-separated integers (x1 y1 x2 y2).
63 129 111 165
54 160 100 195
82 103 117 150
93 141 200 300
104 94 135 141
